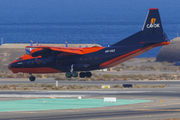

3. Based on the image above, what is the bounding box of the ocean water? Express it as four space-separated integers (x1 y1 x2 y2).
0 0 180 57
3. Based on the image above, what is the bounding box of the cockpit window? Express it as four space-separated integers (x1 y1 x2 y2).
17 58 23 61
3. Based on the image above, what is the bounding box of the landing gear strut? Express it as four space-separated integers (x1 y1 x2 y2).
65 64 79 78
65 64 92 78
29 73 35 82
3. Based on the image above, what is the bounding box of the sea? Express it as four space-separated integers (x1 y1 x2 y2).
0 0 180 57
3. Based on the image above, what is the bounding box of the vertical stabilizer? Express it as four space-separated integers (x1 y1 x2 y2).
112 8 169 46
142 8 163 34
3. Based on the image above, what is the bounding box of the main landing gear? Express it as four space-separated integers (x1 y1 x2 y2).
65 71 92 78
29 73 35 82
65 64 92 78
79 72 92 78
65 71 78 78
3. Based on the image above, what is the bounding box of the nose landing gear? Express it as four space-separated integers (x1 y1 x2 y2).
29 73 35 82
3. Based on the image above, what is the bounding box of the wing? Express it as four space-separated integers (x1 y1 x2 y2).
26 46 84 55
26 45 104 57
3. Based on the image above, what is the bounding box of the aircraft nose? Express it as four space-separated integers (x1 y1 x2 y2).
8 62 18 69
8 61 17 69
8 62 19 73
8 63 12 70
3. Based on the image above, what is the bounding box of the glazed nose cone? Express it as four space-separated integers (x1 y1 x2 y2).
8 62 19 74
8 63 12 70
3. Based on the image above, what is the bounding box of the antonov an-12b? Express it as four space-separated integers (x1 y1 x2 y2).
8 8 170 81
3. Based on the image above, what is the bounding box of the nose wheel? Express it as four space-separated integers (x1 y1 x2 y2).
29 76 35 81
29 73 36 82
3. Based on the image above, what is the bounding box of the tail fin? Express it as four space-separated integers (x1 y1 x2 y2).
142 8 163 34
112 8 169 46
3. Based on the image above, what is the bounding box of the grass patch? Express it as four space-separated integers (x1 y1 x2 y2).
0 84 166 90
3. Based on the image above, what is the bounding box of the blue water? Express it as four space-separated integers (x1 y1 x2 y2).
0 0 180 57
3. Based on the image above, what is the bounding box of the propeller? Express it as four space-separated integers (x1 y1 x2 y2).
25 48 31 55
25 40 33 55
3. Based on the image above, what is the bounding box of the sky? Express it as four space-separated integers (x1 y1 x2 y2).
0 0 180 22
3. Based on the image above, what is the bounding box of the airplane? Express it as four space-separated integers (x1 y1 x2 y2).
8 8 170 81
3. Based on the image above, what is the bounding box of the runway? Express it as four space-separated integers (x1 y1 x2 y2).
0 87 180 119
1 78 180 86
0 78 180 119
0 86 180 97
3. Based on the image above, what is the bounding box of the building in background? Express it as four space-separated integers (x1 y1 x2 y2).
156 37 180 63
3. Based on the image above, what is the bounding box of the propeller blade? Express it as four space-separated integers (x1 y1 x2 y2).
25 48 31 55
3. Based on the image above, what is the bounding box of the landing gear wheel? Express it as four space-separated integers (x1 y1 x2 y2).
79 72 86 78
29 76 35 82
72 71 78 77
66 72 72 78
85 72 92 78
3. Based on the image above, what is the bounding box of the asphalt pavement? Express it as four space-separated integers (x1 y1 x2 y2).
0 78 180 120
1 78 180 86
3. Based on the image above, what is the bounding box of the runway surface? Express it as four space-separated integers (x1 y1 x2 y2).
0 78 180 119
0 87 180 119
1 78 180 86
